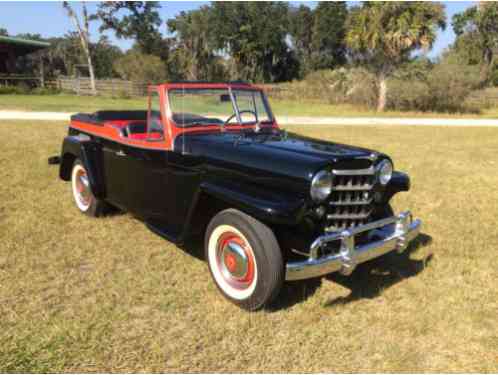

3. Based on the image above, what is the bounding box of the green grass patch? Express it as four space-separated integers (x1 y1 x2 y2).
1 121 497 371
1 93 498 118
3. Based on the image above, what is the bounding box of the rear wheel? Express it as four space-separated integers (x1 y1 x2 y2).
205 209 284 311
71 159 107 217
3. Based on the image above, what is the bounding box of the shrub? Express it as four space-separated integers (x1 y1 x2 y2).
427 58 480 113
267 68 377 108
266 54 482 114
31 87 62 95
114 51 168 84
387 79 431 112
0 85 60 95
0 85 25 95
0 84 32 95
113 89 132 100
387 54 481 113
465 87 498 110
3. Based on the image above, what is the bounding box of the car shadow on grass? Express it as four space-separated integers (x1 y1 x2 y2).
180 232 432 312
323 232 433 307
266 278 323 312
267 232 432 311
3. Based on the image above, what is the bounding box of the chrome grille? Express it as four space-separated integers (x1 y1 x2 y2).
326 167 375 230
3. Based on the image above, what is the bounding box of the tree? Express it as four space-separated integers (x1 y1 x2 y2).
63 1 97 95
310 2 348 70
288 5 314 76
93 1 163 55
0 28 8 36
452 2 498 84
167 7 226 81
91 36 123 79
210 2 297 82
346 2 446 112
113 51 168 83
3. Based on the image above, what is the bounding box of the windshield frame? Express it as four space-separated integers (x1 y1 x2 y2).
165 86 275 129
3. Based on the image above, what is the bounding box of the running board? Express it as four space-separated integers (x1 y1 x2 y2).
146 222 182 244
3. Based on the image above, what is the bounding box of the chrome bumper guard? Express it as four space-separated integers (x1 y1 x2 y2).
285 211 421 281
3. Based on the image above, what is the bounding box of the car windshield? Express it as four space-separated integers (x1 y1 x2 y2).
168 88 273 127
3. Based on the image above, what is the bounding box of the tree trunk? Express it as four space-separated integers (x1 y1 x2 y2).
82 3 96 95
480 47 493 85
63 1 97 95
377 72 387 112
86 51 96 95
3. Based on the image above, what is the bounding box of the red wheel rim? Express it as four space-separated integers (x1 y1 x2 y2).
216 231 255 290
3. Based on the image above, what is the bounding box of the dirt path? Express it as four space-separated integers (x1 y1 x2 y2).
2 110 498 127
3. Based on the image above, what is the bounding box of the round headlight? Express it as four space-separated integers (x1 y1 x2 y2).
310 170 333 202
378 159 393 185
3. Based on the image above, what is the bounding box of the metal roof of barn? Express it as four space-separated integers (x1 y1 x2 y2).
0 35 50 55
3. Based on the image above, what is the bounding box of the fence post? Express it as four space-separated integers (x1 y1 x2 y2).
39 56 45 88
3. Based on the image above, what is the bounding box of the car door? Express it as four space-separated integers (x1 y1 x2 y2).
139 89 201 239
124 89 170 220
102 134 133 210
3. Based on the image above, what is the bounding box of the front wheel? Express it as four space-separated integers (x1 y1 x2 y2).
205 209 284 311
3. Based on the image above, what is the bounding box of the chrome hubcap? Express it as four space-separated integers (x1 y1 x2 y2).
221 240 249 279
216 232 255 289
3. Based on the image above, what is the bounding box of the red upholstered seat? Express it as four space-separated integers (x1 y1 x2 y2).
104 119 146 128
128 132 163 140
102 119 162 140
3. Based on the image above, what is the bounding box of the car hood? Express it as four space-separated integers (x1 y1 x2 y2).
175 130 383 183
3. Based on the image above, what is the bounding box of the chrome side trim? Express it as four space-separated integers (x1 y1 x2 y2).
285 211 421 281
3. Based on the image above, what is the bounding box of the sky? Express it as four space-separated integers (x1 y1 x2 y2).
0 1 476 59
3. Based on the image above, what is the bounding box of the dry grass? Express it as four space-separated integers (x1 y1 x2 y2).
1 121 497 372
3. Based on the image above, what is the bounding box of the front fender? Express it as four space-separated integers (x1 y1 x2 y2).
383 171 410 202
59 136 106 199
200 181 307 226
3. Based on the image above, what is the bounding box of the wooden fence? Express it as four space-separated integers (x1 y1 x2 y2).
54 78 290 98
55 77 147 97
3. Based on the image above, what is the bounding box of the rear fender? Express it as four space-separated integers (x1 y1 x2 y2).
59 136 106 199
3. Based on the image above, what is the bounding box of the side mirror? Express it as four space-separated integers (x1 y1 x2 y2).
220 94 231 102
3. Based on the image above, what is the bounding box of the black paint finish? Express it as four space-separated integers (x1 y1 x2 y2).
60 126 409 250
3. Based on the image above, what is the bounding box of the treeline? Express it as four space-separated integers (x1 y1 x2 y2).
2 1 498 112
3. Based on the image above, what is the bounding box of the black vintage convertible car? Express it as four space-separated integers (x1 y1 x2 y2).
55 82 421 311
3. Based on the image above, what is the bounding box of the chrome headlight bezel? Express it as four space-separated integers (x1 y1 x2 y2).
377 159 393 185
310 170 333 202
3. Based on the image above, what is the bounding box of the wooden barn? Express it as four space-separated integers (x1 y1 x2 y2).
0 35 50 86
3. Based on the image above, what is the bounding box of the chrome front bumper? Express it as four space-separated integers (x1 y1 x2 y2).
285 211 421 281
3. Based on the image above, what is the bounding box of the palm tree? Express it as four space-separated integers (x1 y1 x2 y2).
346 2 446 112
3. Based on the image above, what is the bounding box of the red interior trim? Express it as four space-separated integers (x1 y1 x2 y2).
71 120 168 150
70 82 277 151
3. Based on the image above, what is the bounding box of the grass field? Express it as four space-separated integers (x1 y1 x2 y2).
1 121 497 372
1 93 498 118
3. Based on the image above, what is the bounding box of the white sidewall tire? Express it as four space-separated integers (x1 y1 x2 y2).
207 224 258 300
71 163 91 212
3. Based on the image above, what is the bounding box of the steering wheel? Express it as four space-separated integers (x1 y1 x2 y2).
223 110 258 126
